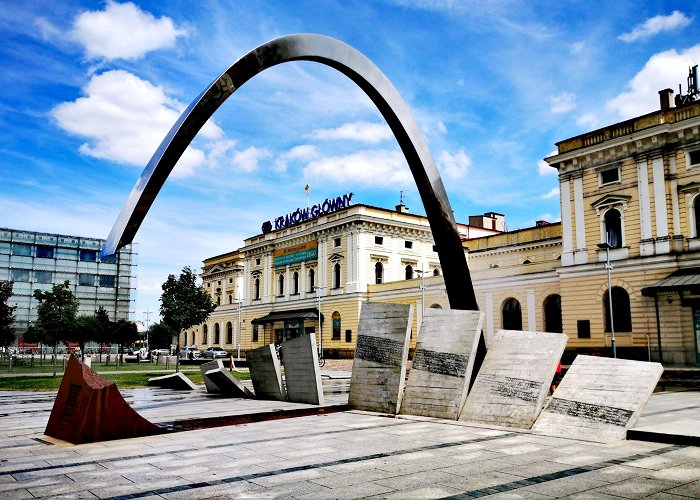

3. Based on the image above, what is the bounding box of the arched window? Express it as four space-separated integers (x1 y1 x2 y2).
226 322 233 344
604 287 632 332
375 262 383 284
333 263 341 289
214 323 220 344
254 277 260 300
216 296 221 305
332 311 341 340
430 303 443 309
203 324 208 344
693 196 700 237
502 298 522 330
433 268 440 276
228 294 233 304
308 268 315 293
293 271 299 295
405 265 413 280
543 294 562 333
604 208 623 248
278 273 284 297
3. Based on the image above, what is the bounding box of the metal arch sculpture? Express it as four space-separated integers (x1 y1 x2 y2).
102 33 477 311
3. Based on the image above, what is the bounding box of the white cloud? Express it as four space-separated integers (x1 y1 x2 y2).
309 121 393 143
51 69 221 177
570 41 585 54
619 11 693 43
70 1 187 60
577 112 600 130
231 147 272 173
538 155 557 176
303 149 412 187
438 149 471 180
606 44 700 119
549 91 576 114
540 187 559 199
275 145 319 172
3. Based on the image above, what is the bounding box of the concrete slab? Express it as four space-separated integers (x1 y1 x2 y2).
146 372 198 391
460 329 567 429
532 355 663 442
348 301 413 414
200 360 225 393
280 332 324 405
401 308 484 420
204 368 254 398
248 344 285 401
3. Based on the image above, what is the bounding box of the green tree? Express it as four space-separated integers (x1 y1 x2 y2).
70 315 101 361
109 319 139 363
148 322 175 350
32 281 79 376
0 280 16 349
160 267 215 352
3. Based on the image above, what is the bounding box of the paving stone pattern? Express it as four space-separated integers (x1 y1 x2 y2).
401 309 484 420
460 329 568 428
533 355 664 442
1 387 699 499
348 302 413 414
280 332 324 405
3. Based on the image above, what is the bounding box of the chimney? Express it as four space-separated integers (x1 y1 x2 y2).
659 88 674 111
395 204 409 213
536 220 550 227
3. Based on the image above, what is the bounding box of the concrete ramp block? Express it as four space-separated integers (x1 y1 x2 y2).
248 344 285 401
147 372 198 391
45 355 162 444
401 309 484 420
204 368 254 398
280 332 324 405
532 355 663 442
200 359 225 393
460 330 567 429
348 301 413 414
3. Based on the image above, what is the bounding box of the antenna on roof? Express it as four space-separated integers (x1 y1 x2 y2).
397 190 410 213
674 65 699 107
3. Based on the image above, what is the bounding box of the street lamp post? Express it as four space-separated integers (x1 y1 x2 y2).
143 309 152 350
597 242 616 358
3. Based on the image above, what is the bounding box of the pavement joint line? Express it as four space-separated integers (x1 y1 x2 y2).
438 444 686 499
0 418 419 476
99 432 519 500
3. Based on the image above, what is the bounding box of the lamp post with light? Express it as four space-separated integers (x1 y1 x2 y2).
597 242 616 358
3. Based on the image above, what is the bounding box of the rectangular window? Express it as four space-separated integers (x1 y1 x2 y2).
577 319 591 339
79 249 97 262
255 257 261 265
36 245 54 259
375 236 383 245
101 254 117 264
11 269 30 281
334 237 341 247
56 248 78 260
345 329 352 343
12 244 32 256
252 324 259 342
35 270 53 284
99 275 116 288
599 167 620 185
689 149 700 168
432 244 438 252
404 241 413 249
79 273 95 286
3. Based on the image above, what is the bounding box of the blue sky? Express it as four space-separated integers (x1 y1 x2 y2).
1 1 699 323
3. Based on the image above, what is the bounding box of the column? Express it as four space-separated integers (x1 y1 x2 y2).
526 289 536 331
652 152 670 253
560 177 574 266
637 156 654 255
573 174 588 264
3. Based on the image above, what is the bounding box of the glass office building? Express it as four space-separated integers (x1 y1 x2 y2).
0 228 136 341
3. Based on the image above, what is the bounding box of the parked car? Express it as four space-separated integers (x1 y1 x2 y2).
151 348 171 357
122 349 139 362
179 346 201 360
202 346 229 359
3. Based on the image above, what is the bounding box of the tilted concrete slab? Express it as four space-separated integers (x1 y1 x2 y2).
200 359 225 393
401 308 484 420
45 355 163 444
280 332 324 405
248 344 285 401
532 355 663 442
147 372 198 391
204 368 254 398
348 301 413 414
460 330 567 429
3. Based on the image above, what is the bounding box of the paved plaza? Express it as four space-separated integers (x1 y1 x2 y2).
0 374 699 499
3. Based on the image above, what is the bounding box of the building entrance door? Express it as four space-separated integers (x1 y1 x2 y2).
693 308 700 364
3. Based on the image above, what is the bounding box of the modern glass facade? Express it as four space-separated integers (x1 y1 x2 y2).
0 228 136 340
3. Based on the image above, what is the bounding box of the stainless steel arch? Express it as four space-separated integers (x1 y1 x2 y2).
102 33 477 311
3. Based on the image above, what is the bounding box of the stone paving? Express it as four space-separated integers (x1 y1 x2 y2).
0 379 698 498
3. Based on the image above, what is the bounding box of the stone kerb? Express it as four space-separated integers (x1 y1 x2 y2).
147 372 198 391
200 359 225 393
248 344 285 401
204 368 254 398
401 308 484 420
348 301 413 414
459 330 567 429
532 355 663 442
280 332 324 405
